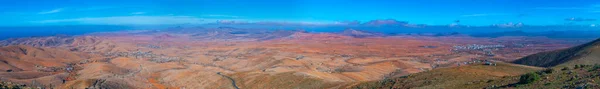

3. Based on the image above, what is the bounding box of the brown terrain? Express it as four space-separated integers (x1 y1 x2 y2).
353 38 600 89
0 28 586 89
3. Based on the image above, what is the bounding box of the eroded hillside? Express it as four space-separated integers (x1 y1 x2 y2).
0 28 585 89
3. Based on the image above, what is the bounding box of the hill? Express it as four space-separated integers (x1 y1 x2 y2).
351 62 543 89
338 28 384 38
0 36 74 47
513 38 600 67
497 38 600 88
0 27 592 89
352 38 600 89
470 30 531 38
471 30 600 39
0 45 92 72
0 45 96 88
499 64 600 88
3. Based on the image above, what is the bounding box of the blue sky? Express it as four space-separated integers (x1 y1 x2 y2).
0 0 599 26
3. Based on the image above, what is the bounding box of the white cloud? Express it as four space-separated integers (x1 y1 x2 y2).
249 20 344 26
38 8 64 14
202 14 241 18
461 14 489 17
532 7 589 10
131 12 146 15
461 13 510 17
33 16 206 25
76 6 119 11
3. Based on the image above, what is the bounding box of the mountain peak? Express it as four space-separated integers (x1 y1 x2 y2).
339 28 383 38
363 19 408 26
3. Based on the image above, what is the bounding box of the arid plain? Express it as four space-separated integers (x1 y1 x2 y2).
0 27 587 89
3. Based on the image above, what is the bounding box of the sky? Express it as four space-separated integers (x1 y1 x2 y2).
0 0 599 26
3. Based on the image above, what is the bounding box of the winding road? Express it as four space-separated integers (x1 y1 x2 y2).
217 72 240 89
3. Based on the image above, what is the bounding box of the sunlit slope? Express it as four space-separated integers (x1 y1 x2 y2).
0 45 95 88
351 62 542 89
513 38 600 67
0 45 91 72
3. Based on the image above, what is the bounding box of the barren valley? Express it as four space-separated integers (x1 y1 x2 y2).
0 27 590 89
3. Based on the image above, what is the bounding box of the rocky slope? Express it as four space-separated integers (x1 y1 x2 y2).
513 38 600 67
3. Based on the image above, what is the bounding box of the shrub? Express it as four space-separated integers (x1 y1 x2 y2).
543 68 555 74
562 67 570 70
589 64 600 72
333 65 363 73
519 72 541 84
581 64 589 68
487 80 494 83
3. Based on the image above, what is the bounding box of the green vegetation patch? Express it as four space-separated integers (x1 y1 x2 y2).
518 72 541 84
